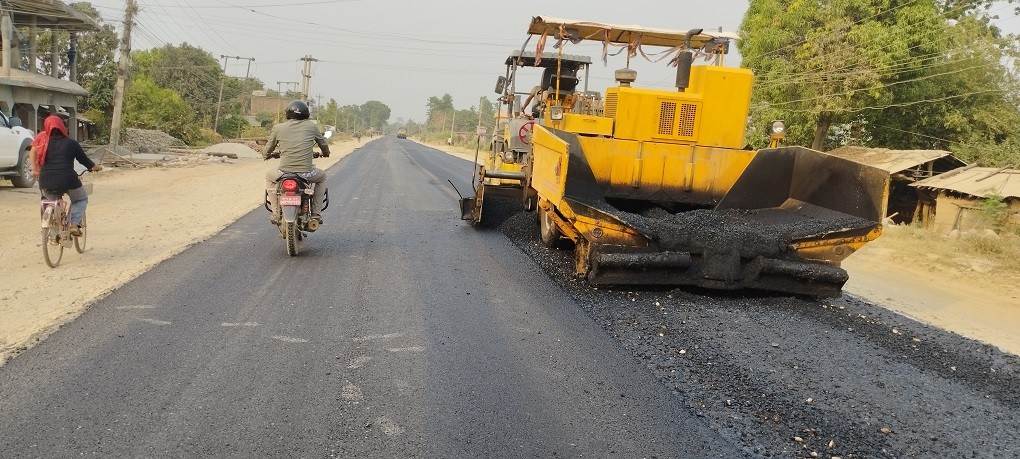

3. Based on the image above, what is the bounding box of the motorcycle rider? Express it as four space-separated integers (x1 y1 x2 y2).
263 100 331 224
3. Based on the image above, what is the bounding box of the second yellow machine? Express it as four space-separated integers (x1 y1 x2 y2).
461 16 889 297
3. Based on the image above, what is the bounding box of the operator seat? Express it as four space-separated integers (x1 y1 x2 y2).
541 67 580 104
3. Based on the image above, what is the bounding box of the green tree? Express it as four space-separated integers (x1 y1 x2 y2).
741 0 1020 167
359 100 392 132
866 14 1020 166
123 75 197 142
426 94 454 124
132 44 222 127
740 0 938 149
26 2 118 87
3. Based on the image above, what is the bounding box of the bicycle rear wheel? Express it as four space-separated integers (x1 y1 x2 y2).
42 225 63 268
74 214 87 253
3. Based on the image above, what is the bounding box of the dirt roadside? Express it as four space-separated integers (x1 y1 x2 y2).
429 140 1020 355
0 138 368 363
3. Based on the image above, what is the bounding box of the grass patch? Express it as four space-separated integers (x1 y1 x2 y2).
871 224 1020 283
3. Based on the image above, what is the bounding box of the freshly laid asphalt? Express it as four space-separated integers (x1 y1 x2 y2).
0 137 742 457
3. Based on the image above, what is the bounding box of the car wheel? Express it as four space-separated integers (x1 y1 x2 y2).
11 139 35 188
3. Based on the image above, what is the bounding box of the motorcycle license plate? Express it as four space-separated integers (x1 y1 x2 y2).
279 195 302 206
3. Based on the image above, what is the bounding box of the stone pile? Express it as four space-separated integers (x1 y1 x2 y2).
201 142 262 159
122 128 185 153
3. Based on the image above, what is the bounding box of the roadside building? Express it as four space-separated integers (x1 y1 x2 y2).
826 146 967 224
0 0 98 138
250 93 290 121
910 166 1020 234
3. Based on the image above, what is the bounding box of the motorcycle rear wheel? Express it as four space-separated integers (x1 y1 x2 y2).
284 220 299 256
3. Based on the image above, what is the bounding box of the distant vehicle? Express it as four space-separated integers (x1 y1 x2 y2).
0 110 36 188
396 130 407 139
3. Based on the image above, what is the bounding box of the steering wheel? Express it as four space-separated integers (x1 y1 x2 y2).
518 121 535 144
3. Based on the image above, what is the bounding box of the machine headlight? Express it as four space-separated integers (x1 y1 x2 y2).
769 120 786 135
550 106 564 121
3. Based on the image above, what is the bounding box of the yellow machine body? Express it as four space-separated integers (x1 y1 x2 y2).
470 16 890 296
529 65 889 297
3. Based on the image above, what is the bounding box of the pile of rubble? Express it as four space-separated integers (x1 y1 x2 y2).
122 128 185 154
201 142 262 159
161 154 231 167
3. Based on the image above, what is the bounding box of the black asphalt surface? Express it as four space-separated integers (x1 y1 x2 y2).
0 137 742 457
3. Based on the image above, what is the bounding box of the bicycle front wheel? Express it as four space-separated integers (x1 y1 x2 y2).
74 214 87 253
42 226 63 268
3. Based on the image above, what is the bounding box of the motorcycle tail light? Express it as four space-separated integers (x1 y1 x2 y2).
281 179 299 192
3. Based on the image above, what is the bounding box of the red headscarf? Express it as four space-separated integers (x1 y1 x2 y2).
32 115 69 168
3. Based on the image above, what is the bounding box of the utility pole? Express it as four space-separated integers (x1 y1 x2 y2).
275 81 298 123
449 109 456 145
300 55 318 102
214 55 255 133
477 97 484 128
109 0 137 148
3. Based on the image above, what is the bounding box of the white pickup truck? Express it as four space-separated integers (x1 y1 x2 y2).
0 110 35 188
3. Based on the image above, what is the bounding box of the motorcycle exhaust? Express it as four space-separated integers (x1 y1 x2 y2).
306 218 320 231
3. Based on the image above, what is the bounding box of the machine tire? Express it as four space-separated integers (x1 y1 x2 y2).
284 221 300 256
11 140 35 188
74 214 87 253
539 206 562 248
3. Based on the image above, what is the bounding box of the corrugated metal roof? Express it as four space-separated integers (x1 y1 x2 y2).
8 0 100 31
0 68 88 96
826 146 966 174
911 166 1020 199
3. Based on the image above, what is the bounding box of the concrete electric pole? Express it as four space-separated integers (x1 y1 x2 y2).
109 0 138 148
300 55 318 102
214 55 255 133
275 81 298 123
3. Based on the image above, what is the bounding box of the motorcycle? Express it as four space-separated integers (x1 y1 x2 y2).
264 153 329 256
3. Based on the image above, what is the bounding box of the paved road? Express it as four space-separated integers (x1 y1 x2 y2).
0 137 742 457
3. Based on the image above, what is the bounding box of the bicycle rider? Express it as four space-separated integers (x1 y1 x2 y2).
29 115 102 236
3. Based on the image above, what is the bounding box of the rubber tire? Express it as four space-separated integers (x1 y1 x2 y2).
74 214 87 253
285 220 300 256
42 226 63 268
539 206 562 248
11 140 35 188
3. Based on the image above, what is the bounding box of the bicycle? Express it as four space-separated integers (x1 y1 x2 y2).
40 170 90 268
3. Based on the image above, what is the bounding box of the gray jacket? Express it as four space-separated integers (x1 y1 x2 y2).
263 119 330 173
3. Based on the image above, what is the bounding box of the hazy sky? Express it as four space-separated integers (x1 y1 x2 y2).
80 0 752 122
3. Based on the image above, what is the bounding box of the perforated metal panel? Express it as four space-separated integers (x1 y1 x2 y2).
604 93 618 119
678 103 697 137
659 102 676 135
